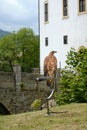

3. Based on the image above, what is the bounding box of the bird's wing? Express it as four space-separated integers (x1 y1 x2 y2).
47 56 57 77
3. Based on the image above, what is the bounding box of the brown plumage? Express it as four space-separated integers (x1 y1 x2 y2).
44 51 57 86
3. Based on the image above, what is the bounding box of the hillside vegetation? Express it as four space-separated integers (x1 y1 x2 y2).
0 29 11 38
0 103 87 130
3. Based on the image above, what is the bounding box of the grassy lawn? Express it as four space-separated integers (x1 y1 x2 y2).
0 103 87 130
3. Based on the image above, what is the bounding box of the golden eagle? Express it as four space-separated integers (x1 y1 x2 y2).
44 51 57 86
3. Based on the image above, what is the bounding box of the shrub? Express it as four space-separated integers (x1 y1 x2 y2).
55 47 87 105
31 99 41 111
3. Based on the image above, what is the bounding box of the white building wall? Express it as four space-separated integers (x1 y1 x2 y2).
39 0 87 74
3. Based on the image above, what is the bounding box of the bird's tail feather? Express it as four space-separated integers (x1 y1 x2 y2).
47 79 53 87
47 80 51 86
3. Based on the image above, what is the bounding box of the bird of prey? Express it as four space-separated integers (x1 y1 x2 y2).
44 51 57 86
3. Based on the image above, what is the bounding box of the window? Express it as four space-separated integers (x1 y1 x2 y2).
79 0 86 12
45 37 48 46
63 0 68 17
44 2 48 22
63 35 68 44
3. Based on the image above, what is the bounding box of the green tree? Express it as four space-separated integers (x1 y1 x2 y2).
55 47 87 105
0 27 39 72
0 34 19 72
16 28 39 72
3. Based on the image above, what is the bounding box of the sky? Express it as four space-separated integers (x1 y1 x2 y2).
0 0 38 34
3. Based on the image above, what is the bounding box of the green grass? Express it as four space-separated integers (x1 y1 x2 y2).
0 103 87 130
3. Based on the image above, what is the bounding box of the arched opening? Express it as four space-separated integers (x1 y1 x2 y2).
0 103 10 115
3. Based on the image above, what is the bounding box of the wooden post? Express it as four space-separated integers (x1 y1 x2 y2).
46 89 55 115
46 99 50 115
36 81 40 98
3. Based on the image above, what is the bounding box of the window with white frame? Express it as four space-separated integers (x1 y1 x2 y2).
63 0 68 17
63 35 68 44
45 37 48 46
44 2 48 22
78 0 86 12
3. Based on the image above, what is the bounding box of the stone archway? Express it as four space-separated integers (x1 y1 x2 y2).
0 103 10 115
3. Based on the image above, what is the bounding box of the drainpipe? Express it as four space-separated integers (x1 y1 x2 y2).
38 0 40 74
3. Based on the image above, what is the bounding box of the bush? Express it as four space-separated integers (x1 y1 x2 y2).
31 99 41 111
55 47 87 105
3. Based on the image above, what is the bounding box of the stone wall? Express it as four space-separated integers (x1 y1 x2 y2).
0 71 51 114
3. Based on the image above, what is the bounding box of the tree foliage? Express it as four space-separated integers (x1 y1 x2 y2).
0 28 39 72
55 46 87 105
